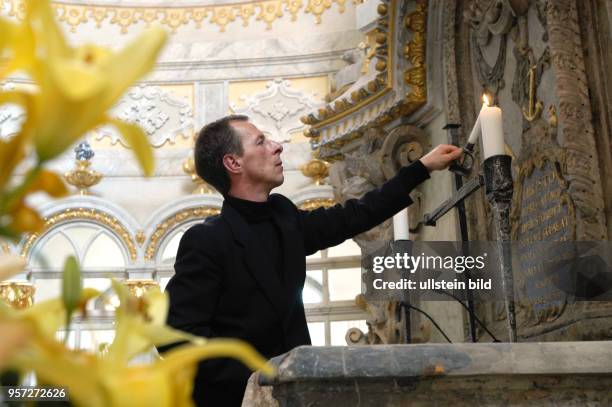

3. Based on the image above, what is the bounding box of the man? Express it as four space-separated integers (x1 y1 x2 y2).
164 114 462 406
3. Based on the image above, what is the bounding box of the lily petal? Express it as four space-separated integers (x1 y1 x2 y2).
51 58 107 101
10 204 45 234
0 254 26 281
26 169 69 198
100 27 168 110
0 92 31 188
106 117 155 176
26 0 71 62
0 18 34 77
160 339 276 378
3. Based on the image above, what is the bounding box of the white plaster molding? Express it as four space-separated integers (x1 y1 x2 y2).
289 185 335 208
231 79 324 143
96 84 193 147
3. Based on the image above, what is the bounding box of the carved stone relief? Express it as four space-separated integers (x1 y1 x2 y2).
96 84 194 147
461 0 609 341
327 123 429 345
230 79 324 144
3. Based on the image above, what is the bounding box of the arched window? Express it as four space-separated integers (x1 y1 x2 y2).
304 239 368 345
155 225 194 291
30 223 127 304
28 222 129 351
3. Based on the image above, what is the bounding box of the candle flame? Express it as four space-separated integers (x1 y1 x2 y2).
483 94 490 106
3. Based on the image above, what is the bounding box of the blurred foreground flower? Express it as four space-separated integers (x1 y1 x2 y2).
0 1 162 173
1 259 275 407
0 0 165 237
1 2 274 405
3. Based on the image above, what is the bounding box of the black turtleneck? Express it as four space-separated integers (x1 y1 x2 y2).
224 195 284 283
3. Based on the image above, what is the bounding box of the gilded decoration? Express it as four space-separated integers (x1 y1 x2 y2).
64 160 102 195
0 0 349 33
21 208 138 262
300 159 330 185
124 279 159 298
297 198 335 211
183 156 215 194
303 0 428 162
0 281 35 309
144 207 220 261
301 0 396 129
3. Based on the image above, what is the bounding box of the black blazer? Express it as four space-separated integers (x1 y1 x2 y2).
164 160 430 406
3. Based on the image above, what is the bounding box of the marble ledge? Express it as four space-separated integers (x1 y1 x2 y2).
260 341 612 384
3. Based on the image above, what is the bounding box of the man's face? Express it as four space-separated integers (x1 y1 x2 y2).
230 120 284 190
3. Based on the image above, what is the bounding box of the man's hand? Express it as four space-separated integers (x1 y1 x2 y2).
419 144 463 172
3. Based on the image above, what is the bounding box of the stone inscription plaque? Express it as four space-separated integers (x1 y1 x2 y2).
515 159 575 319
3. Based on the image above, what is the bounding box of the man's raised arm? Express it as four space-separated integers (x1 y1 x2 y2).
300 144 462 255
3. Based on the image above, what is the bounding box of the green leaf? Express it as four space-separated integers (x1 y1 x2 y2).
62 256 81 331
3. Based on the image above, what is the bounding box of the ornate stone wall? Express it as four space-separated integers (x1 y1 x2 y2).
451 0 611 341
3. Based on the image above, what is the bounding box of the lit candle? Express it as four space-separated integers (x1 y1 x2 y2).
480 95 505 159
393 209 409 240
467 103 485 146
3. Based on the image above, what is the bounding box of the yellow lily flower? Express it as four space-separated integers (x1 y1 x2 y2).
0 169 69 235
0 0 166 175
0 93 30 192
0 15 34 77
108 280 205 363
3 281 275 407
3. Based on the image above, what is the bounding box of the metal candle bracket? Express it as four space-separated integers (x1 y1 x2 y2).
414 124 517 342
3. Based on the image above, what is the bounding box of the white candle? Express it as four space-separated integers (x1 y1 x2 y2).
480 105 505 159
393 209 409 240
467 104 485 145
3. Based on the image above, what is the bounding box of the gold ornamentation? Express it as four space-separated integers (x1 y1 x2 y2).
285 0 304 21
237 4 256 27
305 0 332 24
139 8 159 27
21 208 138 262
110 7 137 34
56 4 88 33
88 6 108 28
299 0 397 129
404 0 427 102
2 0 347 33
548 104 558 128
209 6 236 32
522 65 543 122
0 281 35 309
298 198 335 211
124 279 159 298
144 207 220 261
300 159 330 185
135 230 146 246
304 0 428 162
160 8 189 33
257 0 284 30
183 156 215 194
64 160 102 195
